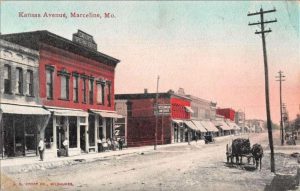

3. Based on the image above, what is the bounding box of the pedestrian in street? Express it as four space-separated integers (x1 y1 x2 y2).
63 137 69 157
38 138 45 161
118 138 123 150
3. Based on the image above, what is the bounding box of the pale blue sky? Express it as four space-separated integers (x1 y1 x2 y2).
1 1 299 122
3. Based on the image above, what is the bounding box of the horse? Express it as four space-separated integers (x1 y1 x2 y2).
251 143 263 170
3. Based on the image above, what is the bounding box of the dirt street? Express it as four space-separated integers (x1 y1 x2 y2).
1 132 299 191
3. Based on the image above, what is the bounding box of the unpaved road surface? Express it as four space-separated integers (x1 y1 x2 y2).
1 131 299 191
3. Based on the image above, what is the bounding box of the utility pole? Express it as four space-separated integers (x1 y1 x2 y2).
248 7 277 173
154 75 159 150
276 70 285 145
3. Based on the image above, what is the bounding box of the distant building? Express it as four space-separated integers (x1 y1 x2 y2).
216 108 235 121
245 119 265 133
115 90 194 147
185 95 219 137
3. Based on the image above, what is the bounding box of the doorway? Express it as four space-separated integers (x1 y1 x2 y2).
80 125 86 152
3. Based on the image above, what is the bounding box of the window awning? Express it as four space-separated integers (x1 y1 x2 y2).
214 120 233 131
172 119 183 124
185 106 194 113
191 120 207 132
184 120 199 131
45 107 88 117
200 120 219 132
0 103 50 115
90 109 123 118
226 121 241 130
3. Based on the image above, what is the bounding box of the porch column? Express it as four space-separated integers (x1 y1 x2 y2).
77 117 80 149
85 124 89 152
53 116 57 151
102 118 106 139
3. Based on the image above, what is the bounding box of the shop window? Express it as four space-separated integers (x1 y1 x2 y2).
73 75 79 102
69 117 77 148
26 70 34 96
4 65 12 94
89 78 94 104
16 68 23 95
88 115 95 146
80 117 86 124
46 66 54 99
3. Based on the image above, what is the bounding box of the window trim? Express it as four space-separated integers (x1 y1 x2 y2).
4 64 12 94
15 67 24 96
57 69 71 101
72 72 79 103
81 74 88 104
26 69 34 97
46 65 54 100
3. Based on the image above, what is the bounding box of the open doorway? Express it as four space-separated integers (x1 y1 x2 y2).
80 125 86 153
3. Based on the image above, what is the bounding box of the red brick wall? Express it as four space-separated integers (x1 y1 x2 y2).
216 108 235 121
171 97 190 119
39 43 115 111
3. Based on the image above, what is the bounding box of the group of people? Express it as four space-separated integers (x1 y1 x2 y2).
97 137 124 152
38 137 69 161
38 136 124 161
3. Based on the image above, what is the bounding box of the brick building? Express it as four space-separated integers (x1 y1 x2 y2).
216 108 236 121
115 90 194 147
1 30 121 157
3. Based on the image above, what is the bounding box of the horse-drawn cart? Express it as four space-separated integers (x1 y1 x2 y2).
204 135 215 144
226 138 263 170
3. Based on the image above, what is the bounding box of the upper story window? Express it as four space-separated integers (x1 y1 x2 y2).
16 67 23 95
81 75 88 104
58 69 70 100
46 65 54 100
107 81 111 107
89 78 94 104
73 73 79 103
26 70 34 96
4 65 12 94
96 80 105 105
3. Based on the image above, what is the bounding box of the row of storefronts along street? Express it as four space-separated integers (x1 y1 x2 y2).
0 30 263 159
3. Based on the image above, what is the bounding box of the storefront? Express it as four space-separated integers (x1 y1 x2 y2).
0 103 50 158
172 119 184 143
88 109 123 152
44 106 88 158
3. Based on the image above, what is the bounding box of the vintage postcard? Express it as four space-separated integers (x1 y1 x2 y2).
0 1 299 191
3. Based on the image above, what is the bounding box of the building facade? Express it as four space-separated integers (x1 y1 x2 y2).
0 39 50 158
186 95 219 137
115 90 193 147
216 108 236 121
1 30 121 157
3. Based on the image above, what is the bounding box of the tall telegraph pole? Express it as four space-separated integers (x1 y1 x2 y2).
248 7 277 173
276 70 285 145
154 75 160 150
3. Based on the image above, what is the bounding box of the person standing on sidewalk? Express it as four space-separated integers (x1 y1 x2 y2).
38 138 45 161
118 138 123 150
63 138 69 157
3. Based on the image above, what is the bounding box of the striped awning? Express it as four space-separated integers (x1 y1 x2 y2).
191 120 207 132
200 120 219 132
184 120 198 131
